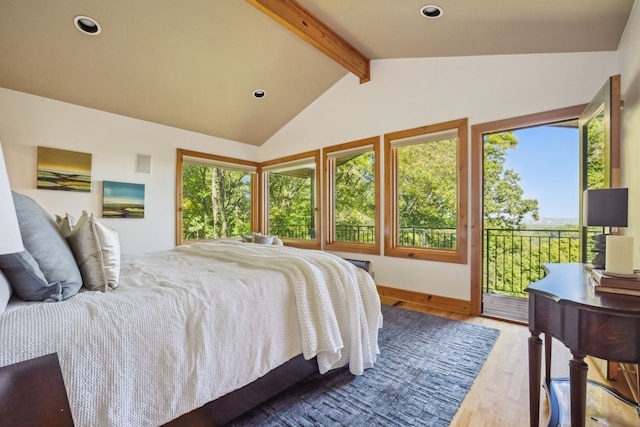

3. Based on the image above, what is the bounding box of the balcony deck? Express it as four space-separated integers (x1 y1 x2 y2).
483 293 528 324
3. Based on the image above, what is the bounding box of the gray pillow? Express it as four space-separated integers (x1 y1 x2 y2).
252 231 274 245
10 192 82 299
0 250 62 302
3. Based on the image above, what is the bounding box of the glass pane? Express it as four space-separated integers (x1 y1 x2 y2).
396 137 457 249
481 124 579 300
334 151 375 243
586 112 605 190
585 112 606 260
268 167 316 240
182 163 251 240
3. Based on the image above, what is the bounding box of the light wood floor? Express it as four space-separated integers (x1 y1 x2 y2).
380 297 640 427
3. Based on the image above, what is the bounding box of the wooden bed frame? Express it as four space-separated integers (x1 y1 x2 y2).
164 354 318 426
0 353 317 427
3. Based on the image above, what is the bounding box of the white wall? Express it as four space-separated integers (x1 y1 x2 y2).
1 46 629 301
0 88 259 253
260 52 620 299
618 1 640 269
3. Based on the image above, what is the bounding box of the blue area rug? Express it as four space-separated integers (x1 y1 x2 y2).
228 304 500 426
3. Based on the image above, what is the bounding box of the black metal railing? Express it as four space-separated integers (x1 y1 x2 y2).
269 224 316 240
335 225 458 248
271 224 594 299
397 226 456 248
334 225 376 244
271 223 456 248
332 224 456 247
484 228 587 298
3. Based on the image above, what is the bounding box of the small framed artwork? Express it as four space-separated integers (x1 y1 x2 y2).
37 146 92 192
102 181 145 218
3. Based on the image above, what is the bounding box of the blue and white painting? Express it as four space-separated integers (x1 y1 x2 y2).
102 181 145 218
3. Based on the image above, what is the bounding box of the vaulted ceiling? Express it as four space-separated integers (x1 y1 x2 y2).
0 0 634 146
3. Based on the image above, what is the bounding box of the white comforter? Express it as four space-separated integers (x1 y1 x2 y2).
0 242 381 427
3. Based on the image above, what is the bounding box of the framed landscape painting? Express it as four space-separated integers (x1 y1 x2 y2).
102 181 145 218
37 146 92 192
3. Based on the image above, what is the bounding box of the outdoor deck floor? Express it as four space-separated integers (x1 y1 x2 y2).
483 293 528 324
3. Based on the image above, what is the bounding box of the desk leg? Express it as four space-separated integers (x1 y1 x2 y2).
544 333 552 388
569 351 588 427
528 331 542 427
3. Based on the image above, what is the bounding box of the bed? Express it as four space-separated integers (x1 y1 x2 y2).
0 193 382 427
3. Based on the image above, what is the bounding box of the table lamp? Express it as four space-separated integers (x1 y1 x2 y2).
0 140 24 255
583 188 629 272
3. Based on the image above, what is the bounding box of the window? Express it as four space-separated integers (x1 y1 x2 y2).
261 150 321 249
323 137 380 254
384 118 468 263
176 149 258 245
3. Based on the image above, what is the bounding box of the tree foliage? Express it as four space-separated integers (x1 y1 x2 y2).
180 122 610 303
182 164 251 240
483 132 539 229
586 115 605 189
484 121 607 297
335 153 375 226
181 130 548 256
397 139 457 230
268 171 315 238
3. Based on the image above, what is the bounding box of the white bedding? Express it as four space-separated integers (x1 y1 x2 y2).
0 241 381 427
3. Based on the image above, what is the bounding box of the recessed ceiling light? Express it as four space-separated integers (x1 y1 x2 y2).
74 15 101 35
252 89 266 99
420 5 443 19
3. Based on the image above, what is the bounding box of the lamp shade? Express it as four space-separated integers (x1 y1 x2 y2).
0 141 24 254
583 188 629 227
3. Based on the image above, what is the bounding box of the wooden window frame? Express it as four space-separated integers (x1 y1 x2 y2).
384 118 468 263
260 150 321 250
175 148 259 246
323 136 380 255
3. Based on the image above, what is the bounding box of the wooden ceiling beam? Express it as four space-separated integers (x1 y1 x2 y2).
246 0 370 83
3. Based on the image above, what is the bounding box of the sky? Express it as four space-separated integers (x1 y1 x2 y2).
502 125 580 221
103 181 145 205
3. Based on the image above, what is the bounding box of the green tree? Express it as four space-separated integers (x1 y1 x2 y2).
482 126 609 297
335 152 375 226
586 115 605 189
182 164 251 240
182 164 213 240
483 132 539 229
269 171 314 238
397 139 458 231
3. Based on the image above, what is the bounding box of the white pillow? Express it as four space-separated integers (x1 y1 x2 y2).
0 270 11 315
66 211 121 292
55 213 76 236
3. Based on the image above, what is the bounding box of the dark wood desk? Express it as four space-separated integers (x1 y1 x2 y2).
0 353 74 426
526 263 640 427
